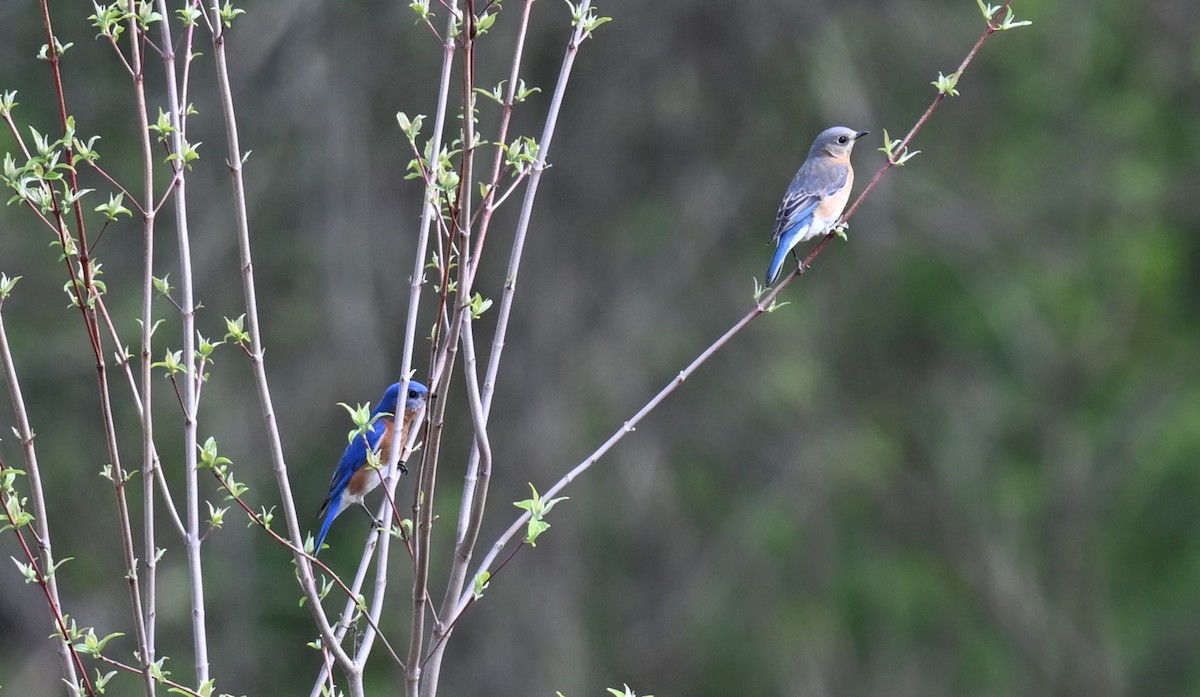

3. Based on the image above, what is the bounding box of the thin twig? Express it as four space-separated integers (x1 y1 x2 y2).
123 2 163 668
0 322 94 697
153 0 210 682
94 301 185 536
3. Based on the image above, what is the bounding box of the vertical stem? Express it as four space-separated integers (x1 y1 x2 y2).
127 0 159 670
153 1 208 682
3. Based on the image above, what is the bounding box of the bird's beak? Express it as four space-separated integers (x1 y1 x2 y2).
854 130 869 140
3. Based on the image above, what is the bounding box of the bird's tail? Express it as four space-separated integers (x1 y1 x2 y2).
313 498 340 556
765 244 791 286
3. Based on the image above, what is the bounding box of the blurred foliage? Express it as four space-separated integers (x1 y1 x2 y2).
1 0 1199 696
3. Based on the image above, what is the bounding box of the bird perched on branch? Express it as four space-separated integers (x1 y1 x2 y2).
765 126 869 286
314 380 429 554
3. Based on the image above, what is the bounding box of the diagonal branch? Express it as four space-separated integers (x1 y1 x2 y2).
446 0 1024 622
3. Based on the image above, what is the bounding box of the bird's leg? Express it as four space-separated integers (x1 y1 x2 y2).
357 501 384 529
791 249 806 274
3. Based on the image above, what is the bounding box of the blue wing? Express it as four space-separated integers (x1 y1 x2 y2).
314 418 388 554
765 200 819 285
764 163 849 285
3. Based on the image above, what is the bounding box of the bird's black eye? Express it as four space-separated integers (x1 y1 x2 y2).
408 390 419 399
837 135 848 144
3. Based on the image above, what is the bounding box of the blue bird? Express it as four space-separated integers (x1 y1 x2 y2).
314 380 429 554
765 126 869 286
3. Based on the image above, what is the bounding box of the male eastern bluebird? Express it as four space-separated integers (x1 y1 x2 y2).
764 126 869 286
313 380 429 554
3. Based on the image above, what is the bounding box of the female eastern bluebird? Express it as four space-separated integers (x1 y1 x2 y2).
314 380 429 554
765 126 869 286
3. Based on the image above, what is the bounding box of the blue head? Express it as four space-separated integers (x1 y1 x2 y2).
376 380 430 416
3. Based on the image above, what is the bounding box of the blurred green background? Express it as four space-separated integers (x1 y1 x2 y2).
2 0 1200 695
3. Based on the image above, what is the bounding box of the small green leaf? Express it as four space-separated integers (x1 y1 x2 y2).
0 90 18 116
513 79 540 103
606 685 653 697
222 314 249 345
151 349 184 376
11 556 38 583
45 556 74 579
474 83 505 105
877 128 921 166
94 192 132 221
397 112 425 142
219 0 245 27
95 669 118 692
135 2 163 28
475 12 496 35
931 70 961 96
0 273 22 298
149 108 175 141
177 6 203 25
997 6 1032 30
73 628 125 657
564 0 612 38
147 656 169 681
37 39 74 61
72 134 102 165
165 139 202 168
467 292 493 319
514 483 568 546
410 0 432 21
196 331 221 359
197 437 233 470
206 501 228 529
472 570 490 599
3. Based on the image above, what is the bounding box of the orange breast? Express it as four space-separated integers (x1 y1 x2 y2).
376 417 396 461
345 417 395 498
